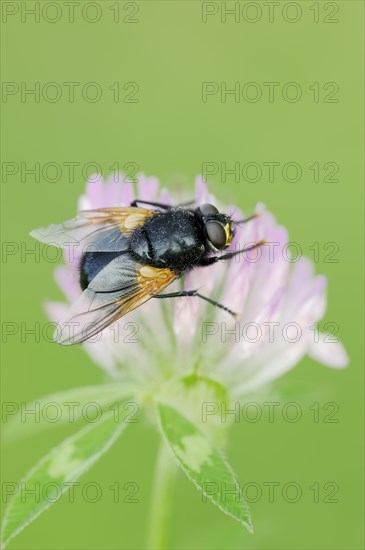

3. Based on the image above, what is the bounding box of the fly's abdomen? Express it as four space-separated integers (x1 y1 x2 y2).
80 251 124 290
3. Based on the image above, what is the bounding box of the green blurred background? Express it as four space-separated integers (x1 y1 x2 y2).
1 1 364 548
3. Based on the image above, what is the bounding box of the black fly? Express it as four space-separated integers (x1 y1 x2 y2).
30 200 264 345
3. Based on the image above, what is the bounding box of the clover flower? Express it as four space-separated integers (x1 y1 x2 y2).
46 173 348 396
2 173 349 549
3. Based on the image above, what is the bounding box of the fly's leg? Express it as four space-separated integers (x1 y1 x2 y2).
153 290 238 318
130 199 195 210
199 240 266 266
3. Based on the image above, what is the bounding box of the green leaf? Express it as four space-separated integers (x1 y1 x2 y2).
159 373 229 448
1 410 127 548
3 383 134 441
158 403 253 533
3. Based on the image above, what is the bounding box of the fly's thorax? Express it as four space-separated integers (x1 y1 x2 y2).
129 209 206 272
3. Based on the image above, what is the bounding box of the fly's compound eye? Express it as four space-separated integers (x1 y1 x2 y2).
206 221 227 250
199 203 219 217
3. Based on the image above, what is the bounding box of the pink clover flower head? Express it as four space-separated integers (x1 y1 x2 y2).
45 173 348 396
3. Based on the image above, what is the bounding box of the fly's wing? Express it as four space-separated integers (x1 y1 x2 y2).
30 208 154 252
54 253 176 345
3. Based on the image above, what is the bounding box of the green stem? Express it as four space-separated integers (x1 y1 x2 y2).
146 438 177 549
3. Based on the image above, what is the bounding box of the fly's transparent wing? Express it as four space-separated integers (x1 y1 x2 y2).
54 253 176 345
30 208 154 252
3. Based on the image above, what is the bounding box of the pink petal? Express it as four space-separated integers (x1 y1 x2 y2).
137 173 159 201
195 176 215 206
159 187 172 205
54 266 80 302
78 195 91 211
83 340 118 372
173 296 199 340
104 174 124 206
84 175 105 208
234 339 309 394
44 301 68 324
121 180 135 206
308 332 349 369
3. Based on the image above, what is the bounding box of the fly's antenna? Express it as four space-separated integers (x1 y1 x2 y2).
228 207 238 220
233 212 260 225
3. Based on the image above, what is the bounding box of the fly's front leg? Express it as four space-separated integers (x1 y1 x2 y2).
216 240 266 262
199 240 266 266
